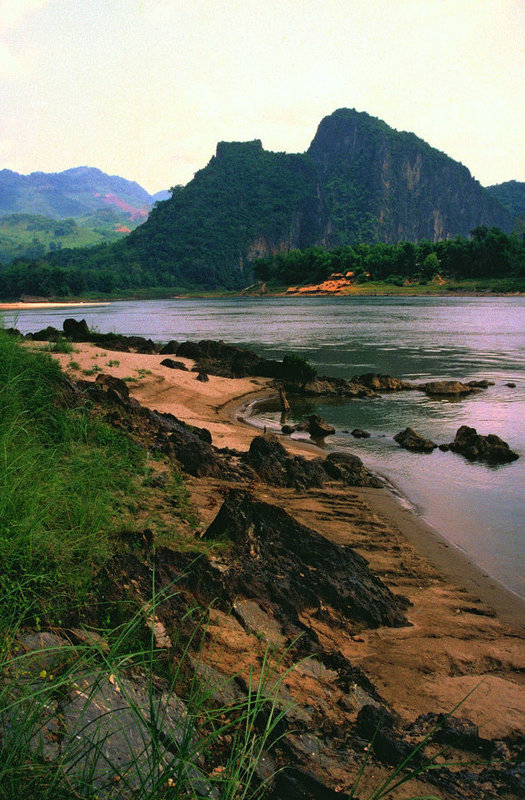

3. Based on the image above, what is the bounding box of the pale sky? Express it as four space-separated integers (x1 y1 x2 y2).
1 0 523 194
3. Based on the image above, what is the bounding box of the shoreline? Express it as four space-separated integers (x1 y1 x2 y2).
236 394 525 631
1 287 524 312
30 339 524 740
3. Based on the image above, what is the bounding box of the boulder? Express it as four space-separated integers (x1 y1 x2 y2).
196 372 209 382
419 380 479 396
301 376 377 398
202 490 409 628
351 428 371 438
281 424 295 435
160 358 188 371
394 427 437 453
159 340 179 355
94 373 134 407
63 317 90 340
307 415 335 438
323 452 382 488
244 435 327 489
448 425 519 463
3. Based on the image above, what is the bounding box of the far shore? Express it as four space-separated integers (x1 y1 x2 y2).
28 338 524 739
0 301 111 310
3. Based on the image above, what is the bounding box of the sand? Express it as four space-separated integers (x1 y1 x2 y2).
0 301 110 310
45 341 524 740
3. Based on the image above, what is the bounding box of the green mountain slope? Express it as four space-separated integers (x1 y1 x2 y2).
0 110 519 295
486 181 525 220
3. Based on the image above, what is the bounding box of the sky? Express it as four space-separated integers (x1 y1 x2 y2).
1 0 524 194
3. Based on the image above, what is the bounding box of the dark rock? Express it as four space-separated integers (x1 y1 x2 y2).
301 376 377 398
418 380 479 396
202 490 409 628
282 424 295 434
394 427 437 452
353 373 414 391
63 317 90 340
355 704 413 766
448 425 519 463
28 325 62 341
159 340 179 355
196 372 209 382
244 435 327 489
307 414 335 438
324 452 382 488
94 373 136 407
438 443 450 451
271 767 346 799
176 339 281 379
351 428 371 438
160 358 188 371
467 379 494 388
506 382 516 388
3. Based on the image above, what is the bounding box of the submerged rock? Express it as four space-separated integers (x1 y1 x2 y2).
351 428 371 438
418 380 480 396
394 427 437 452
353 373 414 391
448 425 519 463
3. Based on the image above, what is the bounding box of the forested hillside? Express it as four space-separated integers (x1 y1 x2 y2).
0 110 519 297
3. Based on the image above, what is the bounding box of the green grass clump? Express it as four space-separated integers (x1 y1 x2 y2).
0 330 145 628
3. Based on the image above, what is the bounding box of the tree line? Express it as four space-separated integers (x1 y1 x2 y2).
253 227 525 287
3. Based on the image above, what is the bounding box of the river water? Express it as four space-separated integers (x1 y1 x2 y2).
7 296 525 598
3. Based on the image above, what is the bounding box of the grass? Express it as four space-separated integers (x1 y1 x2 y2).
0 329 500 799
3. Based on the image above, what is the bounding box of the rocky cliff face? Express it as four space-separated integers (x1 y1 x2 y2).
308 108 513 244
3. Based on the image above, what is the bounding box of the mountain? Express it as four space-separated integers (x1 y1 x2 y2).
1 110 519 293
0 166 160 221
119 109 515 287
486 181 525 220
307 108 513 244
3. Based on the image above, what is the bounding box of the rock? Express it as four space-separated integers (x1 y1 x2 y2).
419 380 479 396
176 339 281 379
323 452 382 488
301 376 377 398
353 373 414 391
160 358 188 370
448 425 519 463
63 317 90 340
196 372 209 382
467 379 494 388
355 705 413 765
506 382 516 388
281 424 295 434
244 435 327 489
351 428 371 438
202 490 409 629
94 373 137 407
28 325 62 341
307 415 335 438
394 427 437 452
159 339 179 355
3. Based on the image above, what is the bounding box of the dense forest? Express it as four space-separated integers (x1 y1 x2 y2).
254 226 525 288
0 226 523 299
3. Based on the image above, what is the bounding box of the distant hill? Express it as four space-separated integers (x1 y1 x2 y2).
0 166 162 221
486 181 525 220
0 110 520 294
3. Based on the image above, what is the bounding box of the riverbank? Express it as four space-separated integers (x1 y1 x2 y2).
41 340 524 743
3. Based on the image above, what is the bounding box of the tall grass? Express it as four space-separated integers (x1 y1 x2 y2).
0 330 144 629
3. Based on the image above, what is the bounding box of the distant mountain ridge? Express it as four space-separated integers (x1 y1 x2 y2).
0 166 169 221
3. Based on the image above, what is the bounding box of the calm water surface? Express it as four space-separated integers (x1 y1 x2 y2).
8 297 525 597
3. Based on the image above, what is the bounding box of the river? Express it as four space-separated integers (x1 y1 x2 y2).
6 295 525 598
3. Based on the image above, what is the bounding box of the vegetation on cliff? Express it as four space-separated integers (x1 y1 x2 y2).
0 109 519 297
254 226 525 290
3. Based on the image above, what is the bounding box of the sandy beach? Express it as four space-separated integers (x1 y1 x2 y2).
44 340 524 742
